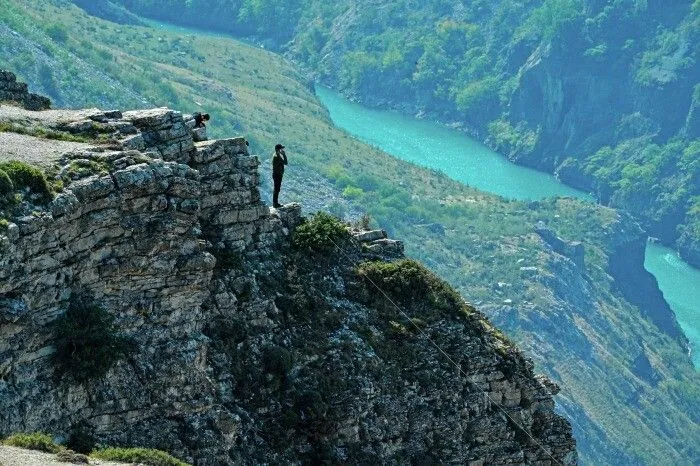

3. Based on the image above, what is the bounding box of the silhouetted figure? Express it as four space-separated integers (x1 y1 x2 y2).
272 143 288 208
194 112 210 128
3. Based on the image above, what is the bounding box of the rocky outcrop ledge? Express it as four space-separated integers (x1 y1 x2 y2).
0 103 576 464
0 70 51 111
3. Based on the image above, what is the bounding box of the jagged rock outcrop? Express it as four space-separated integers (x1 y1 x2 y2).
0 102 576 464
606 216 687 342
535 223 585 271
0 70 51 111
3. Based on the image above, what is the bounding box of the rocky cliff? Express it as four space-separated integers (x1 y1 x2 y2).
0 74 576 465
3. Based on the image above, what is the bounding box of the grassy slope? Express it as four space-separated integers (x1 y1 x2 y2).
1 1 699 464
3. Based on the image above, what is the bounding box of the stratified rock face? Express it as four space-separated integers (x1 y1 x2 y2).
0 71 51 111
0 105 575 465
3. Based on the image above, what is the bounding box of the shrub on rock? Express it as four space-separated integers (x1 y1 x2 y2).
53 299 132 382
292 211 350 254
355 259 466 319
0 160 51 201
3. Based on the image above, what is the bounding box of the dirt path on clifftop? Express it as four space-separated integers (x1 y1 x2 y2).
0 104 105 127
0 446 128 466
0 132 90 167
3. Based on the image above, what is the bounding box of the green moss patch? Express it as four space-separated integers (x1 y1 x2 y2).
0 122 93 143
91 447 190 466
0 169 13 196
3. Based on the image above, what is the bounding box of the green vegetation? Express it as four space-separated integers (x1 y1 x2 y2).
292 211 350 254
55 450 90 463
3 433 62 453
583 137 700 247
91 447 190 466
356 259 467 320
45 23 69 43
2 433 187 466
53 299 132 382
487 119 540 156
0 160 51 201
0 169 13 196
517 0 583 42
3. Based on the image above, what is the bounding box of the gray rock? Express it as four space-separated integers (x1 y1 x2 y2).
192 126 207 142
0 71 50 110
354 229 387 242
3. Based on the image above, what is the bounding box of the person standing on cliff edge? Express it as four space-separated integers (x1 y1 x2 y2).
272 143 288 208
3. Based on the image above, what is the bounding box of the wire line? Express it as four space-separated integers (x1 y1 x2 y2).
327 235 566 466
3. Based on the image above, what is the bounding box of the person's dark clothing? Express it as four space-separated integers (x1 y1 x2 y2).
194 112 209 128
273 173 283 207
272 150 288 207
272 151 287 176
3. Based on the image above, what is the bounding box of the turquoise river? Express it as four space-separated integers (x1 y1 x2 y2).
315 86 700 369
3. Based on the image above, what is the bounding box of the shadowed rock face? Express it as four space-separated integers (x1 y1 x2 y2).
606 218 686 342
0 102 576 465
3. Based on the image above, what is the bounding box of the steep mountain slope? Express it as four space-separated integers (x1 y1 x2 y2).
0 80 578 464
110 0 700 268
2 2 699 464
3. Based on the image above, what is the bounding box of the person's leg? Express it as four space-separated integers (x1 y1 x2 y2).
273 174 282 207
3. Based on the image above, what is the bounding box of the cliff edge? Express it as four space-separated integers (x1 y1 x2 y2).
0 72 576 465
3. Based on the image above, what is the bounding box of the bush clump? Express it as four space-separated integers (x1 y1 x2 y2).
356 259 465 318
53 299 132 383
0 160 52 201
262 345 293 379
91 447 190 466
3 432 62 453
292 211 350 254
0 169 13 196
67 422 97 454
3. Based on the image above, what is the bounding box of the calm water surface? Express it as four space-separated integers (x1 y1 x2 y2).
315 87 590 201
316 85 700 369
